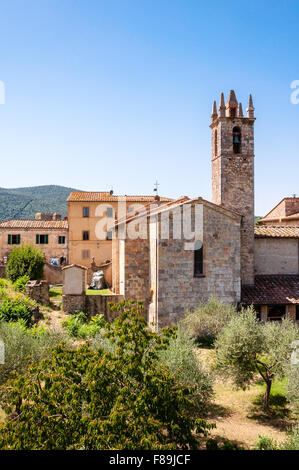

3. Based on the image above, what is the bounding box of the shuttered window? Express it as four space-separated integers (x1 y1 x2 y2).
58 236 66 244
36 234 48 244
8 234 21 245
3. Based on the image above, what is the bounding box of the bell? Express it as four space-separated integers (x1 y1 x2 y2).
233 135 240 143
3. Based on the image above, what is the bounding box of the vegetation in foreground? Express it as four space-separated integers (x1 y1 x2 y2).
0 284 298 450
0 300 212 450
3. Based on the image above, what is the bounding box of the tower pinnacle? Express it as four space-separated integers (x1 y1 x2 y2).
211 100 218 121
219 92 225 117
246 94 255 118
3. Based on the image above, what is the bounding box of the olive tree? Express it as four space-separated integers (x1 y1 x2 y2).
215 307 299 410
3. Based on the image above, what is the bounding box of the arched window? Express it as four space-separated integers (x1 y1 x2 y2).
194 240 203 276
214 129 218 156
233 126 241 154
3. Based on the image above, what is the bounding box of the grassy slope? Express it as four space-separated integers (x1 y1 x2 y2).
0 185 79 221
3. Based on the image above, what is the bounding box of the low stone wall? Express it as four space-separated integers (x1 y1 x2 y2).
62 293 124 320
43 263 63 285
0 265 6 279
26 280 50 305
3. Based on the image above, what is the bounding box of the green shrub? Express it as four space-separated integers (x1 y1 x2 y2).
14 275 30 293
159 326 213 412
62 312 106 338
283 424 299 450
182 297 236 344
0 321 65 385
0 300 212 450
0 295 36 327
255 435 279 450
6 245 44 282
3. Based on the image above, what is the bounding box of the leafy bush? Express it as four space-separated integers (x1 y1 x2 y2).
0 294 36 327
62 312 106 338
255 426 299 450
283 424 299 450
0 321 65 385
215 308 299 409
159 326 213 412
182 297 236 345
14 275 30 293
0 300 212 450
6 245 44 282
255 435 279 450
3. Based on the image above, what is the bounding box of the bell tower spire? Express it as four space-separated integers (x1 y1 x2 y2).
210 90 255 286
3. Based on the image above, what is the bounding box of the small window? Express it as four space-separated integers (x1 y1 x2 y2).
8 234 21 245
233 126 241 154
106 230 113 240
83 207 89 217
107 207 113 218
36 234 48 244
83 231 89 241
58 235 66 244
268 305 286 322
82 249 90 260
128 206 134 213
194 242 203 276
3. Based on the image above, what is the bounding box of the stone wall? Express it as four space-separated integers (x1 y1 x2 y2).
255 238 299 275
157 202 241 326
0 265 6 278
62 293 123 320
211 115 255 286
115 200 241 327
43 263 63 284
26 280 50 305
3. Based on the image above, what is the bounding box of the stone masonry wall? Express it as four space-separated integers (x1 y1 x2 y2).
211 116 255 286
157 203 241 327
255 238 299 275
62 293 124 320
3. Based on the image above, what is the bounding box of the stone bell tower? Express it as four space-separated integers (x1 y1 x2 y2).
210 90 255 286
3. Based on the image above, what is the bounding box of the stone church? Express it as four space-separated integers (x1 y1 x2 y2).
112 90 299 327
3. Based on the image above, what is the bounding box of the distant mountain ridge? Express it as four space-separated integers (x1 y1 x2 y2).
0 185 79 222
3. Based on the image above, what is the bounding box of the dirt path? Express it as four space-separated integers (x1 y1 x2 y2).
196 348 294 449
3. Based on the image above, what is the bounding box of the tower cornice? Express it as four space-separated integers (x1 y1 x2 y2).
209 116 256 129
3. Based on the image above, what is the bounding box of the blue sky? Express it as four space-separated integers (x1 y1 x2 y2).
0 0 298 215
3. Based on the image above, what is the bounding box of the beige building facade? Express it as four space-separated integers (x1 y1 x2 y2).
0 215 68 264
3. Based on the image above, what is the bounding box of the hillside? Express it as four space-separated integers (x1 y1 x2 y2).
0 185 79 221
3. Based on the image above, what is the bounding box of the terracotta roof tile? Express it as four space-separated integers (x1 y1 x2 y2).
254 226 299 238
0 220 68 230
67 191 173 203
242 275 299 305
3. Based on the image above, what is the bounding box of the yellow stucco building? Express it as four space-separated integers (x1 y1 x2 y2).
67 191 172 268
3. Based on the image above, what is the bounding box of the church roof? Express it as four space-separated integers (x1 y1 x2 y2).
254 225 299 238
242 275 299 305
113 196 242 228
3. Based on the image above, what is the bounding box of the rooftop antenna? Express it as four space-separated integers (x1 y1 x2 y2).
153 180 160 194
